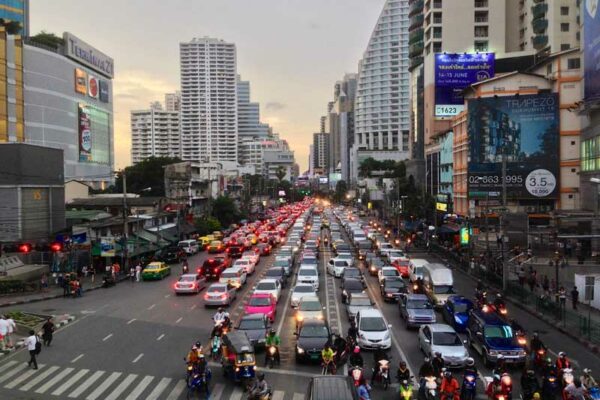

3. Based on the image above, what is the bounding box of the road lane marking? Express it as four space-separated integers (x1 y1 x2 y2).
4 364 45 389
0 360 17 374
211 383 225 399
229 388 244 400
35 367 74 394
71 353 84 363
190 304 197 310
165 379 187 400
68 370 104 398
156 334 165 341
0 363 27 384
19 365 60 391
85 371 121 400
102 333 113 341
145 377 171 400
292 394 305 400
272 390 285 400
105 373 138 400
175 317 183 324
132 353 144 363
165 294 171 298
51 369 89 396
127 318 136 324
147 304 156 310
125 375 154 400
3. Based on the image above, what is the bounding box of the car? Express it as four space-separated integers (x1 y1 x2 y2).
295 296 325 329
306 376 359 400
174 273 207 294
208 240 224 253
199 258 228 280
233 258 255 275
345 292 375 321
245 293 277 322
219 267 247 289
355 309 392 350
198 236 213 250
203 283 237 307
466 309 527 367
290 283 318 308
418 324 470 368
380 277 408 302
254 279 282 302
297 267 319 291
246 234 259 245
295 319 331 363
392 258 411 278
225 243 244 259
178 239 199 255
327 258 350 278
336 253 355 267
264 267 288 288
212 231 224 240
341 278 365 304
341 268 364 286
141 262 171 280
156 246 184 264
378 266 400 285
334 243 351 255
212 254 232 269
399 294 436 328
386 249 406 264
256 243 272 256
367 258 387 276
236 313 269 348
442 295 474 333
377 242 394 253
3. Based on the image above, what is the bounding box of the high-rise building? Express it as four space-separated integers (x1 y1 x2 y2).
131 101 181 164
165 91 181 112
312 132 330 175
237 76 270 139
0 0 29 36
262 138 295 181
351 0 410 181
180 37 238 163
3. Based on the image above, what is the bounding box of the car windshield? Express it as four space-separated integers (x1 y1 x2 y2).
407 300 432 309
383 269 397 276
300 300 321 311
344 269 359 277
350 297 372 306
360 317 387 331
239 319 265 330
210 286 226 293
433 285 455 294
274 261 287 267
145 266 158 270
300 325 329 338
303 258 317 265
256 282 276 290
334 261 348 267
249 297 271 306
453 302 470 313
299 269 317 276
265 270 282 277
433 332 462 346
294 286 314 293
338 254 352 260
484 325 514 339
180 276 197 282
386 280 405 289
344 281 363 291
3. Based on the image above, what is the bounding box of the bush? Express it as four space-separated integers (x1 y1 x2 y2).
0 280 27 294
195 217 222 236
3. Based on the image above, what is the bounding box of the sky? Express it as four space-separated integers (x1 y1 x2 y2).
31 0 386 172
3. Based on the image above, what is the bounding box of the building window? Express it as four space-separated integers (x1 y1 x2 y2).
433 42 442 53
475 26 488 37
561 23 570 32
561 6 569 16
475 11 488 23
561 44 571 51
474 41 488 52
581 137 600 172
568 58 581 69
546 64 552 75
433 27 442 39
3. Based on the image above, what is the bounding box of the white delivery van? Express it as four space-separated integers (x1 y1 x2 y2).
408 259 429 283
422 263 454 307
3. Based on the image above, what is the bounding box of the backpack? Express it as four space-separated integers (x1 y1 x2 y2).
34 336 42 354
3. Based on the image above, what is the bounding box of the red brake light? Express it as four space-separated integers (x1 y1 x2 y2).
214 268 218 273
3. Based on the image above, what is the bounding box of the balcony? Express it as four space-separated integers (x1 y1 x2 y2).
409 42 424 58
532 34 548 50
533 0 545 3
532 17 548 34
474 0 488 7
409 14 424 30
409 28 424 44
531 3 548 19
409 0 424 17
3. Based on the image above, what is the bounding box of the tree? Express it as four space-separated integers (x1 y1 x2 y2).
113 156 181 197
212 196 241 227
275 166 287 183
334 180 348 203
29 31 64 49
194 216 222 236
0 19 22 35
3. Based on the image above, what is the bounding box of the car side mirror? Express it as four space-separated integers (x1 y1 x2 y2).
388 324 392 329
424 339 430 344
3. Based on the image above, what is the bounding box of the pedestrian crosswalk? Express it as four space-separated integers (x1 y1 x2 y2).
0 360 309 400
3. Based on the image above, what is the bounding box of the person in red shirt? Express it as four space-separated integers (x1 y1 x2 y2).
440 371 460 400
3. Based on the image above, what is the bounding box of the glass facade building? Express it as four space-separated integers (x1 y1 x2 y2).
0 0 28 36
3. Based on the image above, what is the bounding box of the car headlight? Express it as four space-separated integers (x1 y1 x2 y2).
489 350 498 356
297 346 304 354
383 332 390 340
296 314 304 321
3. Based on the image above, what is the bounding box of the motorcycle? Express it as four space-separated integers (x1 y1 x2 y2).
246 386 273 400
350 366 365 387
371 358 391 390
500 373 513 400
266 345 279 369
211 335 221 361
182 264 189 274
186 367 212 399
561 368 574 388
460 372 477 400
399 379 413 400
588 386 600 400
419 376 437 400
541 374 561 400
212 317 231 337
322 358 337 375
533 349 546 371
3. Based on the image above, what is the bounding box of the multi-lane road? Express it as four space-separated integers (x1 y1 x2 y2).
0 208 597 400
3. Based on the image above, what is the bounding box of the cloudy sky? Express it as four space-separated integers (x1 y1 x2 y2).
32 0 386 172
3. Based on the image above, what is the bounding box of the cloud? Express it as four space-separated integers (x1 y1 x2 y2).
308 21 321 30
265 101 286 111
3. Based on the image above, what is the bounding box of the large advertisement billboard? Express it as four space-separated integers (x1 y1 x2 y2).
467 93 559 200
585 0 600 101
435 53 495 117
78 104 92 162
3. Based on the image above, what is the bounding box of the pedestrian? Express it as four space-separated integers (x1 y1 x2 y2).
41 318 54 346
82 265 88 278
6 314 15 348
0 316 8 351
571 286 579 310
527 272 537 292
542 275 550 295
90 265 96 283
24 330 39 369
558 286 567 308
105 264 111 276
40 273 48 292
129 266 135 282
527 246 532 259
135 263 142 282
518 264 526 286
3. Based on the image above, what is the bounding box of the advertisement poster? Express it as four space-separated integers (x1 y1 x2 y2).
78 104 92 162
467 93 559 199
434 53 495 117
99 80 109 103
74 68 87 94
585 0 600 101
100 237 116 257
88 75 99 99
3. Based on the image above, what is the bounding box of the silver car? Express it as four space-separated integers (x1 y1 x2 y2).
203 283 237 307
290 284 317 308
345 292 375 320
418 323 469 368
174 274 207 294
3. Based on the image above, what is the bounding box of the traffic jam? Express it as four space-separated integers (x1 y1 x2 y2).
161 199 599 400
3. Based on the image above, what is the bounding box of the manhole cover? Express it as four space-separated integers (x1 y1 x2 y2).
42 309 56 312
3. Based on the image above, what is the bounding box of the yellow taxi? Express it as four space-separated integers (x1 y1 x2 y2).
208 240 224 253
246 234 258 245
212 231 224 240
141 261 171 280
198 236 212 249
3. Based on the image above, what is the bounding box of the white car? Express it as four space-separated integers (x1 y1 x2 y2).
242 251 259 265
378 242 394 252
387 250 407 264
355 308 392 350
295 295 325 328
254 279 282 302
290 284 318 308
378 266 400 285
327 258 350 278
234 258 255 275
418 324 469 368
336 252 355 267
297 267 319 291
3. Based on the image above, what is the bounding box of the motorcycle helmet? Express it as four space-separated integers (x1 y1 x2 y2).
400 361 407 368
545 357 553 365
466 357 475 367
195 341 202 348
218 307 224 313
533 332 539 338
493 374 501 382
270 329 276 335
444 371 452 378
532 394 541 400
558 351 566 358
353 346 360 354
584 368 592 375
434 352 442 358
424 356 430 363
257 372 265 381
526 369 535 377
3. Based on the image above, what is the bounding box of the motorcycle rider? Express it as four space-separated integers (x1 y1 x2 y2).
356 377 371 400
520 369 540 400
485 374 503 399
463 357 478 377
493 293 506 312
371 348 389 382
182 259 189 274
530 332 546 360
418 356 435 378
321 344 335 373
582 368 598 389
396 360 411 383
432 351 445 377
440 370 460 400
248 372 270 400
211 308 230 337
347 320 358 341
563 377 587 400
265 329 281 365
348 346 364 369
186 344 201 367
556 351 571 383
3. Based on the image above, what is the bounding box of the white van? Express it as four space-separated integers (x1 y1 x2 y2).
178 239 199 255
219 267 247 289
422 263 454 307
408 259 429 283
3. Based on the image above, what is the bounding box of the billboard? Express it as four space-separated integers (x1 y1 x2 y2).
435 53 495 117
585 0 600 101
467 93 559 199
99 79 109 103
75 68 87 94
100 237 116 257
88 75 99 99
64 32 114 78
78 104 92 162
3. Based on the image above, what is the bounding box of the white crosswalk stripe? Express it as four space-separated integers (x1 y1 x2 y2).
0 361 17 374
86 371 121 400
104 373 137 400
125 375 154 400
68 370 105 398
35 367 74 394
145 377 172 400
20 366 60 392
0 363 27 385
272 390 285 400
165 379 187 400
51 369 89 396
4 364 46 389
228 387 244 400
292 393 305 400
211 383 225 399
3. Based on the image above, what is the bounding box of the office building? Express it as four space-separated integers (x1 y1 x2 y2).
351 0 410 181
262 138 295 181
237 76 270 138
179 37 238 163
312 132 330 175
164 91 181 112
131 101 181 164
0 0 28 36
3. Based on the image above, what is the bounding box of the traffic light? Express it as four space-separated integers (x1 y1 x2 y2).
18 243 32 253
49 242 63 252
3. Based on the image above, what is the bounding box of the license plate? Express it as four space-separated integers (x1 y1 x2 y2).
310 354 319 360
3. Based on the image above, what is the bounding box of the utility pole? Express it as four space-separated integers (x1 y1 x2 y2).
122 170 128 268
501 136 508 291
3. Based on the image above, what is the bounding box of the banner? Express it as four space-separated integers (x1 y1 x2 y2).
435 53 495 117
75 68 87 94
585 0 600 101
467 93 559 199
88 75 99 99
78 104 92 162
100 237 116 257
99 80 109 103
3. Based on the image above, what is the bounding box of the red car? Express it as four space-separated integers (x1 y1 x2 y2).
244 293 277 322
392 258 411 278
256 243 272 256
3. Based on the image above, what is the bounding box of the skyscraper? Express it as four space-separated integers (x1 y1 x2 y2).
131 101 180 164
179 37 238 163
313 132 330 175
0 0 29 36
327 73 357 181
237 76 269 138
164 91 181 112
351 0 410 181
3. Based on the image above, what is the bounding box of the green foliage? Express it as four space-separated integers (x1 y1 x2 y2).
29 31 64 49
113 156 181 197
0 19 22 35
0 280 27 294
194 217 222 236
212 196 241 227
333 180 348 203
358 158 407 178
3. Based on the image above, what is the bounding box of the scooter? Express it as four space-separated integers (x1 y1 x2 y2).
266 345 279 369
374 358 391 390
588 386 600 400
541 373 561 400
186 366 212 398
350 366 365 387
500 373 513 400
460 372 477 400
211 335 221 361
533 349 547 371
561 368 574 388
399 379 413 400
419 376 437 400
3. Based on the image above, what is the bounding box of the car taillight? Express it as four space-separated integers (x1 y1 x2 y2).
214 268 218 273
220 294 227 299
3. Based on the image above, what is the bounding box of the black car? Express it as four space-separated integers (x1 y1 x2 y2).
264 267 288 288
341 278 365 303
156 246 184 264
226 244 244 259
341 267 364 286
295 319 331 363
236 314 269 348
380 277 408 302
367 258 387 276
306 376 359 400
199 258 226 280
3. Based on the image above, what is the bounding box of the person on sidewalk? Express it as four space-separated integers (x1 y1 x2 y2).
0 316 8 351
571 286 579 310
6 315 16 348
90 265 96 283
558 287 567 308
129 266 135 282
42 318 54 346
40 273 49 292
24 330 39 369
135 263 142 282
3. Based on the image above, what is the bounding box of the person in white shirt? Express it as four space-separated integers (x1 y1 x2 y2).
24 330 38 369
135 264 142 282
6 316 16 348
0 316 9 351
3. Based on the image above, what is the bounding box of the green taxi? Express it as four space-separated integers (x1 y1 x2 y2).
142 261 171 280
